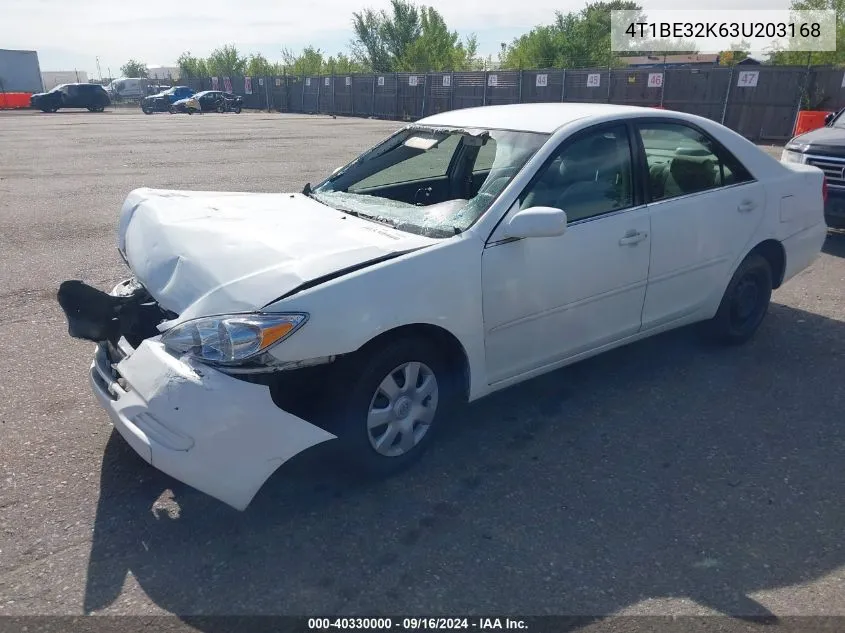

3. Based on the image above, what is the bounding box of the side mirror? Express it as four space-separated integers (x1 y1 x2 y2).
825 113 834 126
501 206 568 240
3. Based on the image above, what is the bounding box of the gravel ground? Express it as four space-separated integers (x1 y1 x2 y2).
0 110 844 630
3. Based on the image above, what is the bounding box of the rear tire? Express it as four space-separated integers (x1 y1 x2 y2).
322 337 457 478
705 253 772 345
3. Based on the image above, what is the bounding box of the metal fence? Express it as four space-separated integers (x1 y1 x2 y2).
180 66 845 142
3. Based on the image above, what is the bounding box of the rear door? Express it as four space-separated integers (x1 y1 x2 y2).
636 120 765 329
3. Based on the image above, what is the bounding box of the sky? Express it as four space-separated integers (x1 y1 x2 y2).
2 0 792 78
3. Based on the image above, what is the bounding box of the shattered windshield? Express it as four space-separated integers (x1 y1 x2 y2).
312 126 549 237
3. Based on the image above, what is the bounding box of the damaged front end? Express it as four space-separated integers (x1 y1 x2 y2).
57 277 176 348
56 277 337 511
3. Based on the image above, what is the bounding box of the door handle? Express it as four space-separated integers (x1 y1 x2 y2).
737 199 757 212
619 230 647 246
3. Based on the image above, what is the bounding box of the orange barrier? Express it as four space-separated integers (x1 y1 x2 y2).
0 92 33 109
793 110 831 137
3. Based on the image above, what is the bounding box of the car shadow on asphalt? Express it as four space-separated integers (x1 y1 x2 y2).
822 230 845 257
83 302 845 630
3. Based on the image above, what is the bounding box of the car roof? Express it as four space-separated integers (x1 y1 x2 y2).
417 103 683 134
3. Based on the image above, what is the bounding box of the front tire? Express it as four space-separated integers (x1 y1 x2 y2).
326 337 455 477
705 253 772 345
233 104 242 114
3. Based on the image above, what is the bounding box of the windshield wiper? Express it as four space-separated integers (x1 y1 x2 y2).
341 208 399 228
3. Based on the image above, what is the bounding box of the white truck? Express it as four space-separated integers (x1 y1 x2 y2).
105 77 147 100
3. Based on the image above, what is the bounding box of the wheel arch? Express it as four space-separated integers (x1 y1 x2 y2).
748 238 786 289
352 323 472 402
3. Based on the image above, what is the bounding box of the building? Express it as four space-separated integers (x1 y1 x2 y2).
41 70 89 90
620 54 720 68
147 65 180 80
0 49 43 92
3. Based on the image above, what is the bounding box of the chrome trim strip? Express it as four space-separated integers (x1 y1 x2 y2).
804 152 845 163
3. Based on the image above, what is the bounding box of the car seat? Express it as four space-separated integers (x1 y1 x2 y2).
554 134 629 222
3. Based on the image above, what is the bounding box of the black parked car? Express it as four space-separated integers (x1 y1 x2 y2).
30 84 110 113
170 91 243 114
141 86 195 114
783 109 845 229
214 91 243 113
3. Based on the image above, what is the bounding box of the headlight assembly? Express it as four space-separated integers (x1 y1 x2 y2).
781 149 805 164
161 313 308 365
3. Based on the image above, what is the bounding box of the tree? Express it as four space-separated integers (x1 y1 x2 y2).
177 52 208 78
500 1 643 69
400 7 477 71
767 0 845 66
381 0 422 62
206 45 247 76
282 46 327 75
245 53 277 76
351 8 390 71
120 59 148 78
719 50 751 66
325 53 368 74
351 0 422 71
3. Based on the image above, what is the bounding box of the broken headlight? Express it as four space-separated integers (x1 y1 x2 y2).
161 313 308 365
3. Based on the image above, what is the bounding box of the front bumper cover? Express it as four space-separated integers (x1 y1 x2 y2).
90 338 336 510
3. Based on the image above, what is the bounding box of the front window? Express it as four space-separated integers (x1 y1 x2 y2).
831 110 845 129
519 125 633 223
312 127 549 237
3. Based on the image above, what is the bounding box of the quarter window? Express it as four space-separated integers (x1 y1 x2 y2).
638 123 753 201
519 125 634 223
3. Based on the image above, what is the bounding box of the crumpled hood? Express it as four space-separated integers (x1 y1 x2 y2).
118 188 437 322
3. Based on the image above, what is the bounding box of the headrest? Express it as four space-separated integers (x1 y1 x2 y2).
559 134 621 179
670 155 716 192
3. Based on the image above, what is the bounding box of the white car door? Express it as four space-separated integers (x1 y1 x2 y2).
482 124 651 385
636 121 765 329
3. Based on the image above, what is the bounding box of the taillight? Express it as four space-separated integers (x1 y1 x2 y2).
823 176 829 204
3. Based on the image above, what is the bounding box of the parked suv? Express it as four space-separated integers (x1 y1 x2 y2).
30 84 110 113
783 109 845 228
141 86 194 114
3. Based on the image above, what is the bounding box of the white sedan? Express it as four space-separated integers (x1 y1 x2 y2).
58 103 828 510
